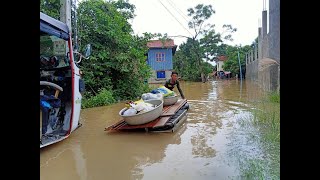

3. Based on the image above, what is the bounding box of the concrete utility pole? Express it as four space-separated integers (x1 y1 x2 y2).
60 0 72 30
73 0 78 51
60 0 72 53
238 51 242 80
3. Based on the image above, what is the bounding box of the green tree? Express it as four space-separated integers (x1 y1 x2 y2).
40 0 79 51
186 4 214 82
110 0 136 20
173 4 235 82
223 45 251 76
173 39 201 81
77 0 152 100
40 0 60 19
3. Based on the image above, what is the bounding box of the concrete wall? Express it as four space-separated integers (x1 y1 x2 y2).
258 58 280 91
262 35 269 59
268 0 280 63
246 58 259 81
245 0 280 92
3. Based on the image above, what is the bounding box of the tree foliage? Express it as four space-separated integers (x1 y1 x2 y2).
77 0 153 100
172 4 236 82
41 0 156 101
222 45 251 76
173 38 214 81
40 0 60 19
185 4 214 82
110 0 136 20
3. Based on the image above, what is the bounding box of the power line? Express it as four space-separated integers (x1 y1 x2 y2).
165 0 189 23
157 0 193 37
167 0 189 20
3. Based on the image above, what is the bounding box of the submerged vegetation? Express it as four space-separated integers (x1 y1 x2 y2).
81 85 152 109
253 91 280 143
81 88 116 109
235 91 280 179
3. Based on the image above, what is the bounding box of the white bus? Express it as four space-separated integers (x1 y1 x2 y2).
40 12 90 148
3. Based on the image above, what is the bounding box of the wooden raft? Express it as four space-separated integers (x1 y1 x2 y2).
104 99 187 131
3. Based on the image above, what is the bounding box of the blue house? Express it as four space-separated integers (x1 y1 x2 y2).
146 39 177 83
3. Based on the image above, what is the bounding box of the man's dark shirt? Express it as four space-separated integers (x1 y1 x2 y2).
164 79 185 99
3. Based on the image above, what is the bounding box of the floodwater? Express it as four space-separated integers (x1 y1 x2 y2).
40 79 266 180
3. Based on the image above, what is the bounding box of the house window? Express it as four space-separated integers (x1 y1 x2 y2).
156 52 165 62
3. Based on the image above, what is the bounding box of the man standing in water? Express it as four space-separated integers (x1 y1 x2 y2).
164 71 185 99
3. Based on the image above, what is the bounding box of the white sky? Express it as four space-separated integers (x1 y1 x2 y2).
128 0 268 47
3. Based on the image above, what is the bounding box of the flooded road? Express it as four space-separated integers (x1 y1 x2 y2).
40 79 265 180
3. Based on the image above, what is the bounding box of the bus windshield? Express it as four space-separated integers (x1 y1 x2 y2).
40 33 70 69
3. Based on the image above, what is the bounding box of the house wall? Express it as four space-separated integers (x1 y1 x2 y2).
148 48 173 70
148 70 172 84
217 61 225 71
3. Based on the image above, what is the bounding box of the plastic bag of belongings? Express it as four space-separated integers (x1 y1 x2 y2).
141 93 163 101
122 99 158 116
149 86 178 106
151 85 175 97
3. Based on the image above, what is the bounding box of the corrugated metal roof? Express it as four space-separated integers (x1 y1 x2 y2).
147 39 175 48
217 55 228 61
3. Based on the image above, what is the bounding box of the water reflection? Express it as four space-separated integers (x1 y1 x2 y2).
41 79 265 180
40 141 88 180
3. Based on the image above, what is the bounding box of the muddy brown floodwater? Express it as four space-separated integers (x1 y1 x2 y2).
40 79 265 180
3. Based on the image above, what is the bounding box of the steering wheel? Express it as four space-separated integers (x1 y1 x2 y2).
40 81 63 98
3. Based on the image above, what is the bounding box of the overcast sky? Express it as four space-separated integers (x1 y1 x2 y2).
128 0 267 47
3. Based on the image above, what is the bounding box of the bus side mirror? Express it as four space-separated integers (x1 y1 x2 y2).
79 79 85 93
84 44 91 58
